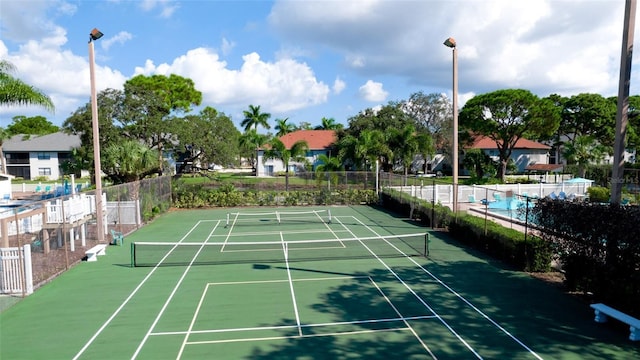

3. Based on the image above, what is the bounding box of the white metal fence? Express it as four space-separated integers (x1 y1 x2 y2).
388 182 592 204
0 245 33 295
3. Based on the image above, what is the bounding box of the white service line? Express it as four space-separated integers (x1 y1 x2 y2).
369 277 437 359
335 216 482 359
131 221 221 360
221 212 239 251
71 220 216 360
282 231 303 337
352 216 543 360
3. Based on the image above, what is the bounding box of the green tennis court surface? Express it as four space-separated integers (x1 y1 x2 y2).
1 206 638 359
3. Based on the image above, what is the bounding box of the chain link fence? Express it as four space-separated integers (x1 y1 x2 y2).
0 176 171 295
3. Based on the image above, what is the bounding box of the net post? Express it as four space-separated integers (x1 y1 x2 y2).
425 233 430 257
283 241 288 261
130 242 135 267
327 209 332 224
225 213 229 228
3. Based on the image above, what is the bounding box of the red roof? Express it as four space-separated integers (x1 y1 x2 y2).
279 130 336 149
468 135 550 150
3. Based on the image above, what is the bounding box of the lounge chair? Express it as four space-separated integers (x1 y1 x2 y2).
548 192 558 200
110 229 124 246
558 191 567 200
468 194 476 203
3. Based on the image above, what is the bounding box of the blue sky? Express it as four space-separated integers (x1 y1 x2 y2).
1 0 638 131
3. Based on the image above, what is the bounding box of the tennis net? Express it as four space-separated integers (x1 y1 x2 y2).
225 209 331 227
130 232 427 267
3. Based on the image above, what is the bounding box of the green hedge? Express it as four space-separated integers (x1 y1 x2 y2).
380 188 551 272
531 200 640 318
171 182 377 208
448 214 551 272
380 189 452 228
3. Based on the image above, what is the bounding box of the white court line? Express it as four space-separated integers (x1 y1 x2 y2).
187 327 411 345
151 315 436 336
176 283 210 359
335 216 481 359
209 228 350 238
352 216 543 360
71 220 216 360
220 212 239 252
282 231 303 337
368 276 437 359
131 221 222 360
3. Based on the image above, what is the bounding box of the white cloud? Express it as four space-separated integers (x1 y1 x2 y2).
134 48 330 113
101 31 133 51
359 80 388 102
269 0 634 97
0 30 128 124
220 37 235 56
139 0 179 18
333 77 346 95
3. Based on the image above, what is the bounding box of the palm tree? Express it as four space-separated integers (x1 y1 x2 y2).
239 129 269 173
563 135 607 178
275 117 296 136
241 105 271 175
315 154 343 190
389 124 420 178
315 117 343 130
338 129 388 187
102 140 160 183
0 60 54 112
263 138 308 191
241 104 271 132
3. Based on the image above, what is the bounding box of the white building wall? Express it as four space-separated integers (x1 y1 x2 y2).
29 152 61 180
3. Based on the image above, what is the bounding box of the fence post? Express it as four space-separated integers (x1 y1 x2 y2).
22 244 33 294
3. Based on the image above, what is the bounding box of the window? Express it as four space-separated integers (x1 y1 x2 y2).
38 168 52 176
37 152 51 160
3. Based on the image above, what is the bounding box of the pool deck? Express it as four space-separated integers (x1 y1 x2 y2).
458 202 529 233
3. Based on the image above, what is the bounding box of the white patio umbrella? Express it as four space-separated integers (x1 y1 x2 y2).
563 177 594 194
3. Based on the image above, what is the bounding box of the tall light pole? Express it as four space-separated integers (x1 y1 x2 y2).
89 28 105 243
611 0 636 204
444 37 458 213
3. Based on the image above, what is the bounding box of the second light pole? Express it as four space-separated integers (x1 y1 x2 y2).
89 28 105 243
444 37 458 214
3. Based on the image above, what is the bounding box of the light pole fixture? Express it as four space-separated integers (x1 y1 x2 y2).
444 37 459 214
89 28 105 244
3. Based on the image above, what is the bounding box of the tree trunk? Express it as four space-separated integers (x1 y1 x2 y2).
498 160 508 182
285 168 289 191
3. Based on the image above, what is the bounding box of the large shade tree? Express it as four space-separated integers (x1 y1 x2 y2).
172 107 240 173
121 74 202 174
402 92 452 152
6 115 59 136
459 89 561 181
63 88 125 184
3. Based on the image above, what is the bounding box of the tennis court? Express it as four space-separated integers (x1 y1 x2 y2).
1 206 637 359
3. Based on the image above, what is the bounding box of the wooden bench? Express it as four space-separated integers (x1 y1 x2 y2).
590 303 640 341
85 244 107 262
